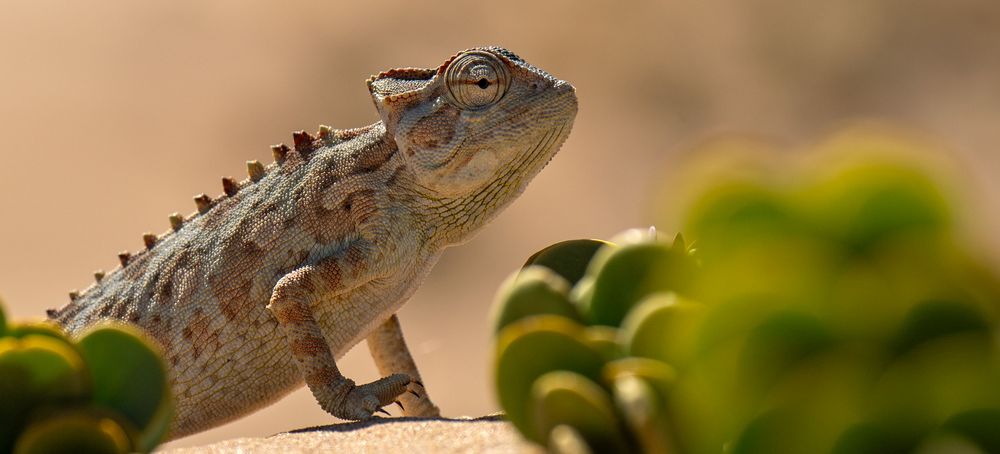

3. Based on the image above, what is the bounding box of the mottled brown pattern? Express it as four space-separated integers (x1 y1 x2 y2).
111 299 129 319
49 47 577 438
187 310 210 360
346 190 378 226
409 103 459 149
306 365 339 384
353 142 395 174
385 164 405 187
269 298 312 324
290 335 328 356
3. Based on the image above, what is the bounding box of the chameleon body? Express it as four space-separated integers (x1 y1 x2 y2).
49 47 577 439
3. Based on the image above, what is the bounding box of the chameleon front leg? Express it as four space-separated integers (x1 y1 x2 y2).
267 258 417 420
367 314 441 417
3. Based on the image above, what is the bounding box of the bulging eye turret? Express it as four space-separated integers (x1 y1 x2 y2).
445 51 510 110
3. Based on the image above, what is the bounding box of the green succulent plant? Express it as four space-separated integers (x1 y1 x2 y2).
0 299 173 453
491 132 1000 453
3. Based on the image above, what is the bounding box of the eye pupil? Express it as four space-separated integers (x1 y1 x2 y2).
445 52 509 109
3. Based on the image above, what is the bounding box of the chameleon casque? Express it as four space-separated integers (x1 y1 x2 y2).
48 47 578 439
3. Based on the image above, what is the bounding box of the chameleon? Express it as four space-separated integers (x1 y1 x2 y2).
47 47 578 439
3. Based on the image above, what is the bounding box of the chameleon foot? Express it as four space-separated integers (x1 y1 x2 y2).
334 373 418 420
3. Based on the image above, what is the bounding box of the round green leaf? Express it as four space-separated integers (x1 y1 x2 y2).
738 311 835 392
831 422 911 454
941 408 1000 452
583 242 697 327
685 182 801 257
549 425 594 454
801 161 951 251
523 239 613 286
495 316 607 443
584 326 624 362
6 321 73 344
531 371 629 453
730 409 812 454
603 357 676 403
0 297 7 337
492 266 581 333
613 375 675 454
14 411 131 454
890 300 990 357
620 293 705 369
569 276 595 317
0 335 88 452
76 323 173 452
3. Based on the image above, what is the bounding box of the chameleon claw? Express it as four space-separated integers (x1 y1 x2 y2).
407 390 421 398
412 380 424 388
394 400 404 411
376 408 391 416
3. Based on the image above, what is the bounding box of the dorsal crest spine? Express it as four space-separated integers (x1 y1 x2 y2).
222 177 239 197
142 233 158 249
118 251 131 267
194 194 212 214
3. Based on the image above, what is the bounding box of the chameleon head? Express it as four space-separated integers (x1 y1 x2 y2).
368 47 578 213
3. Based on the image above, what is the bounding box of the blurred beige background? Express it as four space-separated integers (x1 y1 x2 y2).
1 0 998 449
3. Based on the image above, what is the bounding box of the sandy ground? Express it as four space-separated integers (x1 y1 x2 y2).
162 415 538 454
1 1 998 449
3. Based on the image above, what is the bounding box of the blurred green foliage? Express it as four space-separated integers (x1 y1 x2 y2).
492 133 1000 453
0 299 172 454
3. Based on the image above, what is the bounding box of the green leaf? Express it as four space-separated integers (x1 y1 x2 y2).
831 422 911 454
491 266 581 334
76 323 173 452
738 311 835 392
612 374 675 454
14 411 131 454
6 321 73 343
523 239 612 286
941 408 1000 452
531 371 630 453
890 300 991 357
602 357 676 405
584 326 624 362
0 297 7 337
800 160 951 251
0 335 89 452
582 242 697 327
494 316 607 443
620 293 705 369
549 425 594 454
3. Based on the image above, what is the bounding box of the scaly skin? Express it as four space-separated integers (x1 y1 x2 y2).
49 47 577 439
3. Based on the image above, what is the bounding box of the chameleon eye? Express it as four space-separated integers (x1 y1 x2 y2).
445 51 510 110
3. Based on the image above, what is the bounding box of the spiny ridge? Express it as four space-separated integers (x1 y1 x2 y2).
271 144 289 163
222 177 238 197
70 125 339 305
194 194 212 214
169 213 184 231
143 233 157 249
247 160 265 182
292 130 314 152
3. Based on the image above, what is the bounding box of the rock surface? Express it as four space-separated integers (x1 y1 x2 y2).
161 415 540 454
